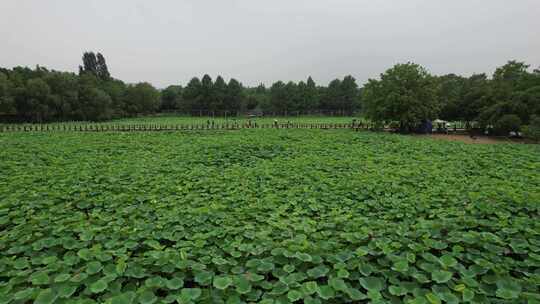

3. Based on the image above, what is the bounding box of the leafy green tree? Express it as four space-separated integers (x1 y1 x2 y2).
523 115 540 140
96 53 110 80
161 85 183 111
43 71 79 120
305 76 319 112
79 87 113 121
101 79 127 117
320 79 341 111
340 75 360 114
437 74 466 121
80 52 110 81
494 114 522 134
225 78 243 113
17 78 52 122
80 52 98 76
0 72 16 115
284 81 299 113
461 73 493 124
183 77 202 113
123 83 160 114
362 63 439 132
492 61 530 99
211 76 227 112
199 74 213 112
268 81 287 113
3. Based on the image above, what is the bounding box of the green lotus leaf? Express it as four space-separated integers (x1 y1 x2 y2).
439 255 458 268
257 261 275 272
35 288 58 304
302 281 319 295
346 287 367 300
463 289 475 301
307 265 329 278
180 288 202 300
86 261 103 275
304 296 321 304
359 276 384 292
138 290 157 304
329 278 347 291
336 268 349 278
439 292 459 304
56 283 77 298
295 252 312 262
283 264 295 273
213 276 233 290
77 248 92 260
392 260 409 272
495 278 521 299
234 275 252 294
13 288 35 300
145 276 166 288
166 277 184 290
425 292 441 304
54 273 71 283
270 282 289 295
194 270 213 285
287 290 302 302
389 285 408 296
13 258 29 270
31 271 50 285
317 285 335 300
408 297 428 304
355 247 369 256
110 291 137 304
432 270 453 283
90 279 108 293
226 294 241 304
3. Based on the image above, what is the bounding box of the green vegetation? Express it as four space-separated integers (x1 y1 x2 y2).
362 61 540 135
2 52 539 140
1 129 539 303
362 63 439 132
0 116 361 129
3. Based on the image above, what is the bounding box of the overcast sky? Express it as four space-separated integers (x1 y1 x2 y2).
1 0 539 88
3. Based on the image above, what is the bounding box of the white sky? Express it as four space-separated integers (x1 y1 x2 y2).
1 0 539 87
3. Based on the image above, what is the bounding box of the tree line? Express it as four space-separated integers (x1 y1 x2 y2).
362 61 540 137
0 52 160 122
162 75 361 115
0 52 362 122
0 52 539 138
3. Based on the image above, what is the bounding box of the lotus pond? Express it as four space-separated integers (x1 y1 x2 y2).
0 130 539 304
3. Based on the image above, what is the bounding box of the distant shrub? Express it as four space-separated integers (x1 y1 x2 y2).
523 115 540 141
494 114 521 135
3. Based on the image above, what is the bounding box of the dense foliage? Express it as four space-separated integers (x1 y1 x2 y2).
1 130 539 303
163 75 361 116
1 51 539 135
362 63 439 132
362 61 540 134
0 64 160 122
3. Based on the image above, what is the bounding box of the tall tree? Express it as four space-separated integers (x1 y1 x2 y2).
305 76 319 112
161 85 183 111
225 78 243 113
200 74 213 112
212 76 227 112
96 53 110 80
340 75 360 114
437 74 466 122
0 72 15 115
362 63 439 132
268 81 287 113
320 79 341 111
80 52 98 77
